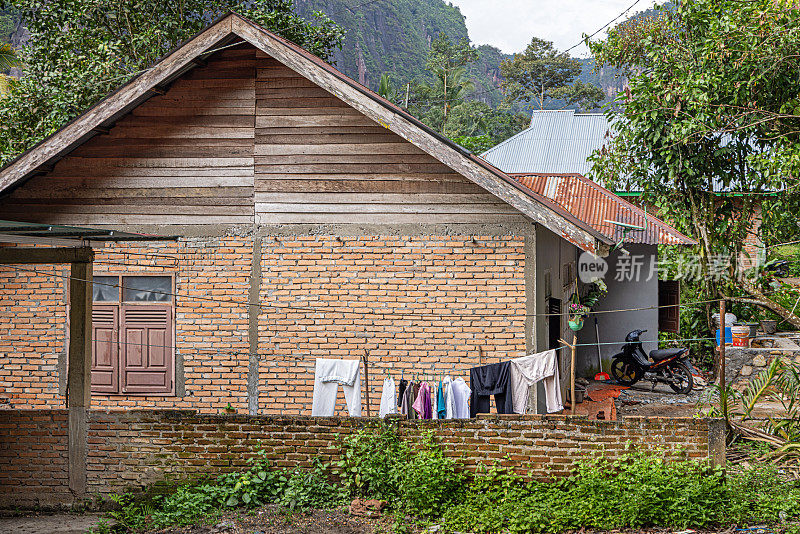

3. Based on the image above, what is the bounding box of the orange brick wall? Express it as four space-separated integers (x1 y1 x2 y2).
1 232 528 414
257 235 527 415
0 409 726 508
0 236 252 411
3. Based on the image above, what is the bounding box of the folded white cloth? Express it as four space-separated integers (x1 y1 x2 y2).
311 358 361 416
510 350 563 414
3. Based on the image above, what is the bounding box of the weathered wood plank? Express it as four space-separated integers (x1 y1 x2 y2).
121 115 255 128
256 213 526 224
255 126 391 136
255 97 348 108
7 196 252 206
54 157 255 169
107 127 255 139
49 167 254 178
254 173 469 183
254 179 481 194
254 115 375 128
254 201 518 215
254 133 399 144
253 163 454 174
2 204 252 215
256 154 438 165
254 143 425 156
254 193 502 204
34 176 254 188
72 144 254 158
9 214 253 225
11 186 253 199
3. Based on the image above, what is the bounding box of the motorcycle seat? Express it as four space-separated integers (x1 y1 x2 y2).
649 348 685 361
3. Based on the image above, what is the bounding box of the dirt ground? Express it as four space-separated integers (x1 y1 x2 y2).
615 381 706 418
142 506 385 534
0 512 106 534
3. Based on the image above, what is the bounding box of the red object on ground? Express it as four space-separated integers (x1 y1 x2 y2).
562 382 628 420
595 372 611 381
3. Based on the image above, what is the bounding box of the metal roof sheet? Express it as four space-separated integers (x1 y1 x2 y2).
510 174 696 246
481 110 611 174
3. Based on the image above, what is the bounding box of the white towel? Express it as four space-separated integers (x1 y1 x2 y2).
379 376 397 417
510 350 563 414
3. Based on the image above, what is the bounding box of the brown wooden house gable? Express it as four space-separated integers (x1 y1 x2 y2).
0 14 605 251
1 47 257 226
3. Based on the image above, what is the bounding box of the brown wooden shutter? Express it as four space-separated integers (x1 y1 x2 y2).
120 305 173 394
91 305 119 393
658 280 680 334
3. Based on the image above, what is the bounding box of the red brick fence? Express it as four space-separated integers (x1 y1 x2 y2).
0 410 726 509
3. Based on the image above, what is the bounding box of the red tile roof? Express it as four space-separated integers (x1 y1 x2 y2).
510 173 696 246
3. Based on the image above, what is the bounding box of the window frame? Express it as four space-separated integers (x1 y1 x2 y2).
86 273 176 396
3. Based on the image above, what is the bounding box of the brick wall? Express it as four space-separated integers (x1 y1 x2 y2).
0 410 71 508
1 232 526 414
0 409 725 509
0 235 252 411
257 235 527 415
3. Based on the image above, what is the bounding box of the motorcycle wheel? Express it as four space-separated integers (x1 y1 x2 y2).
610 357 641 386
667 362 694 394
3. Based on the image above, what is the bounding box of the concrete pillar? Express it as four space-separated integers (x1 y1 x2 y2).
68 261 92 496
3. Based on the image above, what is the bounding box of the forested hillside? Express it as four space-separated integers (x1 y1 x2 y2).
293 0 508 105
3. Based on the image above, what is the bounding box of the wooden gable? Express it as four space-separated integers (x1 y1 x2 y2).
0 14 605 251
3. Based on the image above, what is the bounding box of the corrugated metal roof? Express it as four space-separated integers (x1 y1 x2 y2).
511 174 696 246
481 110 610 174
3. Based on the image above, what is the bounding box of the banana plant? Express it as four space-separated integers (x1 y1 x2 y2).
0 43 19 71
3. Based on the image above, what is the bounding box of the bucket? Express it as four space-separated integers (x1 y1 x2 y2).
761 319 778 334
731 325 750 347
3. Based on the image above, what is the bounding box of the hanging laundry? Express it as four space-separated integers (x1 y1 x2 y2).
397 379 408 407
379 376 397 417
437 379 447 419
311 358 361 416
509 350 563 414
469 362 514 417
431 382 438 420
450 377 471 419
400 380 414 417
412 381 433 419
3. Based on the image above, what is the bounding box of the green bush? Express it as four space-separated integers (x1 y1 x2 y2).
279 460 347 511
399 436 465 518
336 423 410 501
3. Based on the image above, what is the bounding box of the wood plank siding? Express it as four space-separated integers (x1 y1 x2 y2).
0 45 522 225
1 47 257 226
252 52 518 224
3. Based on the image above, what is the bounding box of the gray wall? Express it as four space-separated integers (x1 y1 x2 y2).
577 244 659 376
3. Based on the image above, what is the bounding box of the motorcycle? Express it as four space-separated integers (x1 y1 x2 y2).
609 329 694 394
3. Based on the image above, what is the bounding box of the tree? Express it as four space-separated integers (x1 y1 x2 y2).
0 0 344 164
377 72 396 101
500 37 603 110
418 35 479 131
588 0 800 330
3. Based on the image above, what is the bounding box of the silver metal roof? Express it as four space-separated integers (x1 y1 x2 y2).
481 110 610 174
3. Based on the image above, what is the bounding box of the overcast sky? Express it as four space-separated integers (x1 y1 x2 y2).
448 0 657 57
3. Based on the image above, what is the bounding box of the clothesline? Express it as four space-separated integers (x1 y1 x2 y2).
312 350 564 420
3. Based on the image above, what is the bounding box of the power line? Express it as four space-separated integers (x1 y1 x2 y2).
563 0 652 55
3 263 745 320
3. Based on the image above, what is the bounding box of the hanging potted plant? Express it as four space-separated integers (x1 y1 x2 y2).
568 302 588 331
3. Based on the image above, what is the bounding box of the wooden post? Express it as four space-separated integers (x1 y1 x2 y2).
362 351 370 417
570 333 577 414
719 300 727 419
68 261 92 495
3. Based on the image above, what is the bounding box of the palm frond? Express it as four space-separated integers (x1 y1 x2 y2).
740 356 783 418
0 44 19 71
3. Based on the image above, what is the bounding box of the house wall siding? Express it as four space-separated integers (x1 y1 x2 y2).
0 409 725 509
